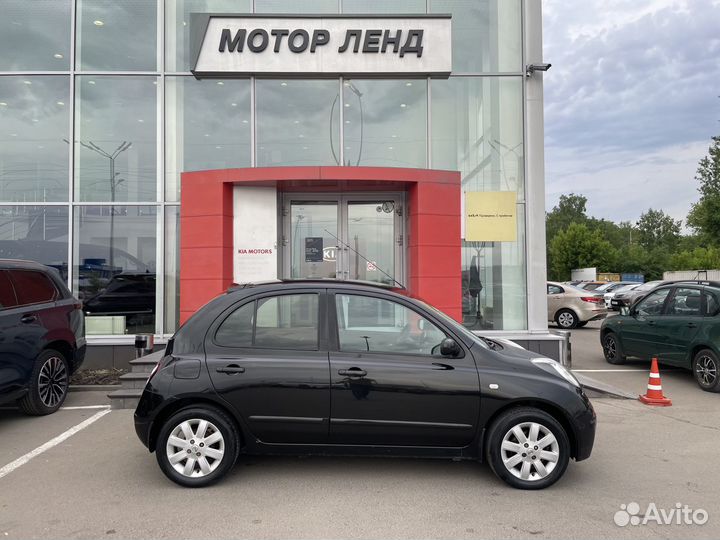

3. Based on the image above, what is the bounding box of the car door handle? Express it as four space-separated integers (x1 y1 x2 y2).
216 365 245 374
432 363 455 370
338 368 367 377
687 322 698 328
20 314 37 324
647 320 655 326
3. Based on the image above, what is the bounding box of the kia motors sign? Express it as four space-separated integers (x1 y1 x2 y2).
192 14 452 78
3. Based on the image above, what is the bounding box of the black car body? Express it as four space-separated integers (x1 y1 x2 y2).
135 281 595 489
0 260 86 414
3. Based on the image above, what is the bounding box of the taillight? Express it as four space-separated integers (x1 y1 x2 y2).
581 296 602 303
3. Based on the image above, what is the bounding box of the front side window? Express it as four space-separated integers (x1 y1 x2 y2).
704 292 720 317
666 288 702 317
9 270 57 306
635 288 671 316
216 294 319 350
335 294 447 356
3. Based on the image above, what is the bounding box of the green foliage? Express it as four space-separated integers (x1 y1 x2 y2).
687 136 720 244
669 246 720 271
548 223 618 281
636 208 681 251
546 194 588 245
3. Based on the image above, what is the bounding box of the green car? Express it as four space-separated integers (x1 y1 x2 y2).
600 281 720 392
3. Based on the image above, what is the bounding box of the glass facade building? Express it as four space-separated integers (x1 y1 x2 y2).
0 0 546 347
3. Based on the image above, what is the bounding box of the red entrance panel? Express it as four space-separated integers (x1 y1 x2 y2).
180 166 461 325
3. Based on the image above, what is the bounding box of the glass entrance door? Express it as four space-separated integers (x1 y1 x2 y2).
283 194 403 286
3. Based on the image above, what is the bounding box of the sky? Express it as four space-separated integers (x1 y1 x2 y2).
542 0 720 227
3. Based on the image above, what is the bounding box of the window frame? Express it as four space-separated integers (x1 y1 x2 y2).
328 289 464 359
212 290 324 352
703 291 720 317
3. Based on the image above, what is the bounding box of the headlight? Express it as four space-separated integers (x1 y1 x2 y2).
531 357 581 388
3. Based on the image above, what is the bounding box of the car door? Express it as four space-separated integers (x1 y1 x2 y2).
0 270 52 396
620 287 672 358
328 291 480 447
204 289 330 444
652 287 703 366
547 284 564 321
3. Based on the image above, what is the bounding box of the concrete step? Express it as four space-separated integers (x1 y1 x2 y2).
108 388 143 410
128 352 163 373
119 372 150 390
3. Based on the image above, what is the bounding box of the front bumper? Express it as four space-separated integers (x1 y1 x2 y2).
573 395 597 461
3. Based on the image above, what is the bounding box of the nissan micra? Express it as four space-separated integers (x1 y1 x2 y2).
135 281 595 489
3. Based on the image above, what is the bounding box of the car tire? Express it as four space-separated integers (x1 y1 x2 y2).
17 349 70 415
692 349 720 393
602 332 626 365
156 406 240 487
555 309 578 329
485 407 570 490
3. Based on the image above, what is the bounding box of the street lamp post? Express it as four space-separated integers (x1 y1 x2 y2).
78 140 132 271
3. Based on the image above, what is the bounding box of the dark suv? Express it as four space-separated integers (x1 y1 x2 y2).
0 260 86 415
135 280 596 490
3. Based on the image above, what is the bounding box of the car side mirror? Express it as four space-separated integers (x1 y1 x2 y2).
440 338 461 357
620 306 630 316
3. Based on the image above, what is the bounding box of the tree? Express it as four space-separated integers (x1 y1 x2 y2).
687 136 720 244
670 246 720 271
548 223 618 281
636 208 681 251
546 193 588 244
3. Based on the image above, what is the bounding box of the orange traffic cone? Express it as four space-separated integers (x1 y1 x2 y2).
639 357 672 406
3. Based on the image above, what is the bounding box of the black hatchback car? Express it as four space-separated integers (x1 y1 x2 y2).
0 260 86 415
135 281 595 490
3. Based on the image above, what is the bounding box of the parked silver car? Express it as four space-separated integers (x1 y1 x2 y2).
602 283 642 309
547 281 608 329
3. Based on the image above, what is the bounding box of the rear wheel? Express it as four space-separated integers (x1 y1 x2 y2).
602 332 626 365
18 349 69 415
693 349 720 392
555 309 578 329
485 407 570 490
156 406 240 487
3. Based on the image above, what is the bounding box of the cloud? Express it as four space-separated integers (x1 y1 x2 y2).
542 0 720 224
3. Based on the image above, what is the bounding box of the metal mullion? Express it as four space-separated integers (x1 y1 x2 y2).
0 201 70 206
155 0 165 336
67 0 77 293
338 77 344 166
72 201 160 206
250 77 256 167
426 76 431 169
71 71 162 76
0 71 72 76
449 72 525 77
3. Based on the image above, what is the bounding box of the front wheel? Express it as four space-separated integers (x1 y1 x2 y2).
693 349 720 392
18 349 69 415
555 309 578 329
602 332 626 365
485 407 570 490
156 406 240 487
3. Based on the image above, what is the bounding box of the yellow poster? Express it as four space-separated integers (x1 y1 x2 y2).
465 191 517 242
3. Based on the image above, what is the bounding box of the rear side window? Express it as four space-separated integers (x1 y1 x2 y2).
215 294 319 350
0 271 18 309
666 287 702 316
547 285 563 295
9 270 58 306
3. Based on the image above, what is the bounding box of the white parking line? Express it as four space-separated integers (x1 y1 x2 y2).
0 409 111 480
61 405 111 410
573 369 679 373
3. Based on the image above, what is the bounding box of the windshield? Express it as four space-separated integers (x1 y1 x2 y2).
418 299 490 349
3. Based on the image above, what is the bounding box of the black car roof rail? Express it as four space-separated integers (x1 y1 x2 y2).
225 278 401 294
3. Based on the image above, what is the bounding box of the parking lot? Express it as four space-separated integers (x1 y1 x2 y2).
1 328 719 540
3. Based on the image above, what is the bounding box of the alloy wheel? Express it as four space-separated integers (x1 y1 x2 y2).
38 355 68 408
604 336 617 360
695 355 718 387
500 422 560 481
166 419 225 478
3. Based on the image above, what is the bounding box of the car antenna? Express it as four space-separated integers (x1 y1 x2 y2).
323 228 405 289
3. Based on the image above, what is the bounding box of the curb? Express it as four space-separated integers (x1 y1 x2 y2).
574 373 637 399
69 385 121 392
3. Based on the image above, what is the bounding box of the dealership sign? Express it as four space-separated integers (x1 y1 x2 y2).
192 15 452 78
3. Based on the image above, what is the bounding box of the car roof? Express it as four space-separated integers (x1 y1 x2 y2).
227 279 403 295
0 259 53 271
